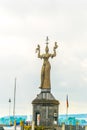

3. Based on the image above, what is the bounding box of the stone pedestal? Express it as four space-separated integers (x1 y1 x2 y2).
32 89 59 127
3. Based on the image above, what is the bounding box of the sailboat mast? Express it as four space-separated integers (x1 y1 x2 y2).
13 78 16 117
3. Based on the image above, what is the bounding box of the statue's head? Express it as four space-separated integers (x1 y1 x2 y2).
45 45 49 53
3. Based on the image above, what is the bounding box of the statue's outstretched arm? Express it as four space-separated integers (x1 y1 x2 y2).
36 44 42 59
51 42 58 58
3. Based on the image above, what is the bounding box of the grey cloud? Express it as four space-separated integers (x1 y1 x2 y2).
0 0 87 116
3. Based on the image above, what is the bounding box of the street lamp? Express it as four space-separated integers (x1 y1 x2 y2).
8 98 11 125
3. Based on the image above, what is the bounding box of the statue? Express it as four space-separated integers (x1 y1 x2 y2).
36 37 58 89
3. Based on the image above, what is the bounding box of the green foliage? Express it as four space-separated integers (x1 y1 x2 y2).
24 125 45 130
35 126 45 130
24 125 31 130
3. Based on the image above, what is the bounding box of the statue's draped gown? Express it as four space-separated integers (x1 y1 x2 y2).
41 56 51 89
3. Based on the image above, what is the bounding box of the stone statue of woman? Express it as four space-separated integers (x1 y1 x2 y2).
36 38 58 89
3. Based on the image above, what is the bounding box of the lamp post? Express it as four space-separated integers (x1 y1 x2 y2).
9 98 11 125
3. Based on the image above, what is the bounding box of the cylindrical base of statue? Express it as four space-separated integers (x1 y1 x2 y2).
41 88 51 93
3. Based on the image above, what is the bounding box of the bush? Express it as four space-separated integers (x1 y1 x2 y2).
24 125 31 130
35 126 44 130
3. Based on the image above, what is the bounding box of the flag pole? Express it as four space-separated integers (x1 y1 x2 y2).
66 95 69 124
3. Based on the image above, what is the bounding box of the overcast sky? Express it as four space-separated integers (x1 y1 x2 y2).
0 0 87 117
